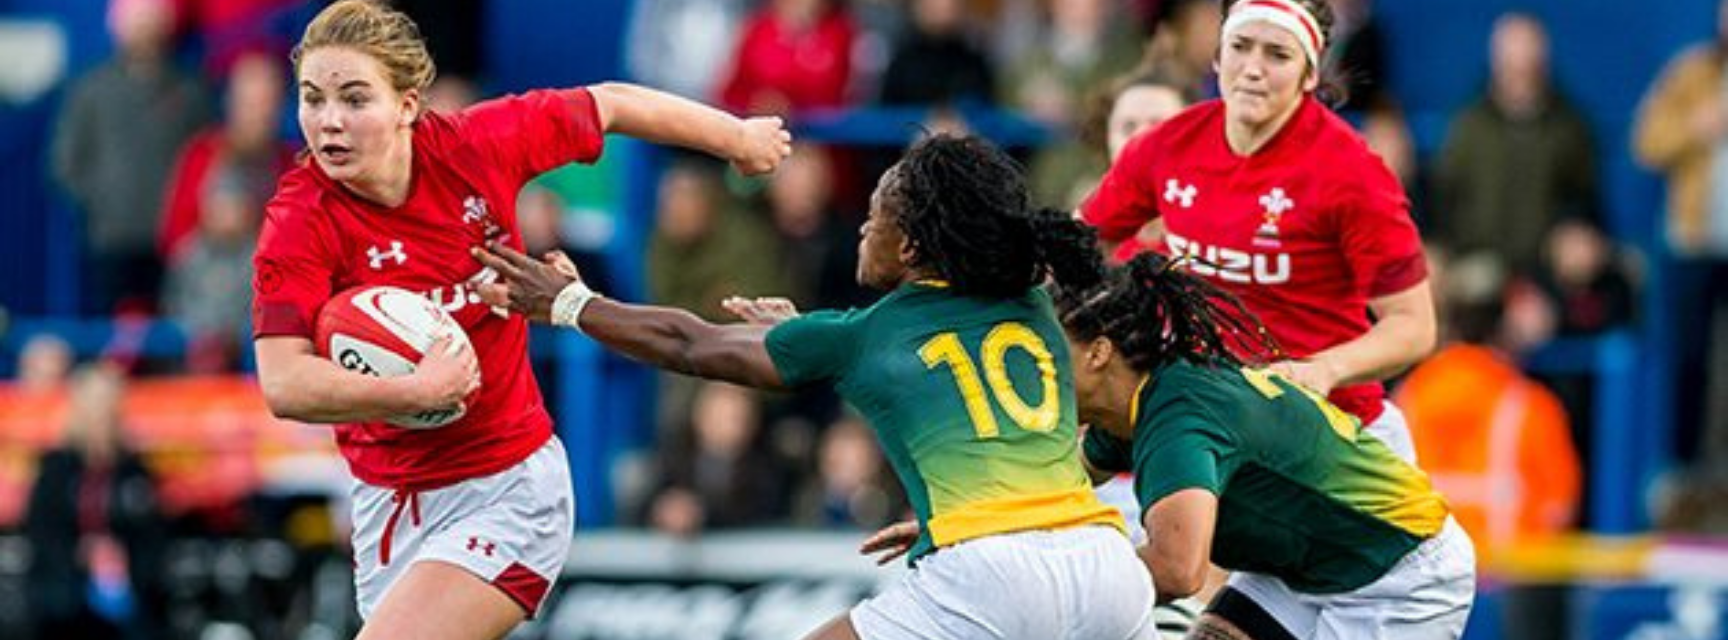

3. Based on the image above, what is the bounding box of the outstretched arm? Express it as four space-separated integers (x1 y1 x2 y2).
588 82 792 176
473 244 787 390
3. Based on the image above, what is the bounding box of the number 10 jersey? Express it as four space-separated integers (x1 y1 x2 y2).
767 282 1124 563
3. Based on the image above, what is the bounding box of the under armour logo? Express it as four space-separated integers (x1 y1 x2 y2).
1163 179 1197 208
1259 188 1294 218
462 196 490 225
367 241 408 270
466 536 496 557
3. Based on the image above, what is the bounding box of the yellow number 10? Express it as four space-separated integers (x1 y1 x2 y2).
919 323 1060 438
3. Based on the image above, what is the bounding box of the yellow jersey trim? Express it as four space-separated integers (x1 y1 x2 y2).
927 486 1127 547
1127 373 1152 427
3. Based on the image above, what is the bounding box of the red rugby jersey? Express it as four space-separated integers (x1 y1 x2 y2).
1081 96 1426 424
252 89 604 490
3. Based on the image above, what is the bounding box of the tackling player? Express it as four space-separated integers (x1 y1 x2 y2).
474 134 1160 640
1080 0 1435 462
249 1 790 638
1057 253 1475 639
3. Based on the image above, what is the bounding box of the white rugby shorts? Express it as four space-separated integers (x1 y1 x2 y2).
349 436 575 619
1225 517 1477 640
851 525 1158 640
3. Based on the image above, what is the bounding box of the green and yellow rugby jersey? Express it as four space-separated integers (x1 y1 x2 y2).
1084 359 1450 593
768 282 1124 563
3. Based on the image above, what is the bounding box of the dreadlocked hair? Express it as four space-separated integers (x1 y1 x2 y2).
889 134 1104 297
1054 252 1284 372
1029 207 1106 292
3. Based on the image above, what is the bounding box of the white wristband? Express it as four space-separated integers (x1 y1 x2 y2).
551 280 600 333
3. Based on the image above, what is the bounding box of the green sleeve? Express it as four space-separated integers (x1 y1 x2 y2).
765 309 860 387
1132 413 1238 509
1082 429 1134 474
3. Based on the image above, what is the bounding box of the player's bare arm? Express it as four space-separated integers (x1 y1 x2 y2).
255 334 478 423
1275 278 1437 394
1141 488 1219 604
587 82 792 176
473 242 787 390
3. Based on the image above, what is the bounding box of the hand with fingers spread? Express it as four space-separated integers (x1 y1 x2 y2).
721 296 801 325
732 116 793 176
409 334 481 415
859 520 921 566
472 242 581 322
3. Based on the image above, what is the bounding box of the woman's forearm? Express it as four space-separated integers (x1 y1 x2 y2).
578 298 784 389
589 82 747 160
1310 289 1437 386
255 339 430 424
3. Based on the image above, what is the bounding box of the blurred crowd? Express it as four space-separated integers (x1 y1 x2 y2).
9 0 1728 636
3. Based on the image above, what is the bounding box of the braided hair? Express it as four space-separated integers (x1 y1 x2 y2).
1053 252 1283 372
885 134 1105 297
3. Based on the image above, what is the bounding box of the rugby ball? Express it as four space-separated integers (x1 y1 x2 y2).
314 285 473 428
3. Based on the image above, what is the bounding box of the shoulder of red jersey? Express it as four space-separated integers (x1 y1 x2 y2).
259 162 347 259
1309 102 1384 166
413 108 460 148
264 163 325 223
1113 100 1224 173
1152 99 1226 151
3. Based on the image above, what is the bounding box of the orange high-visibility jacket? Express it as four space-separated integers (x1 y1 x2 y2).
1396 344 1582 550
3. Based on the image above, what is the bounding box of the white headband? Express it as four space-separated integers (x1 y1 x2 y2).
1222 0 1326 71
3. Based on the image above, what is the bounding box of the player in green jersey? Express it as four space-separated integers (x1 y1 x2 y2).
1049 252 1475 640
473 134 1159 640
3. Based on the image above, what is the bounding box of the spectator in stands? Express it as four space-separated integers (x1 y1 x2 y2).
1400 247 1581 640
1073 70 1188 249
1012 0 1144 208
1399 249 1581 556
647 160 787 445
51 0 213 314
647 160 787 321
1525 219 1637 518
1137 0 1222 102
625 0 750 100
518 182 615 296
1535 220 1635 337
796 412 904 530
15 335 74 394
162 166 258 373
1633 0 1728 476
765 144 868 310
646 381 791 536
878 0 996 108
718 0 859 116
159 47 294 264
1432 12 1598 275
25 364 169 640
175 0 301 77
